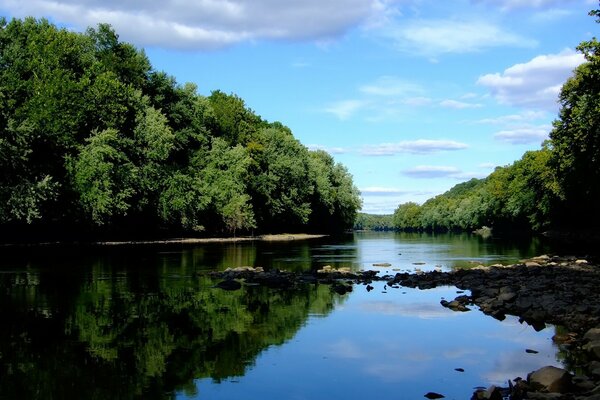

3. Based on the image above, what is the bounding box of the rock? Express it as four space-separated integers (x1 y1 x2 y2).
471 386 502 400
528 366 572 393
584 328 600 342
498 292 517 302
424 392 444 399
215 279 242 291
366 284 374 292
526 349 540 354
572 375 595 392
331 283 353 295
584 340 600 359
526 261 542 267
576 259 589 265
485 386 503 400
373 262 392 267
455 368 465 372
440 299 470 312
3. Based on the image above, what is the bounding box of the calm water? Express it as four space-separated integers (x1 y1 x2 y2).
0 232 571 399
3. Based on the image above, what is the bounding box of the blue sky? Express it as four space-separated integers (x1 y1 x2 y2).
1 0 598 213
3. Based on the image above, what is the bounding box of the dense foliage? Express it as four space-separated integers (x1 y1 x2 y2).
354 213 394 231
0 17 361 239
393 10 599 233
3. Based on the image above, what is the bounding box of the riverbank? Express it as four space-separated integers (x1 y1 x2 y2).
210 255 600 399
0 233 327 247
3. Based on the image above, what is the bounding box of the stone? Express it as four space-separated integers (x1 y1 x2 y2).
526 261 542 267
424 392 444 399
584 340 600 359
575 259 589 265
485 385 503 400
498 292 517 302
528 366 572 393
215 279 242 291
584 328 600 342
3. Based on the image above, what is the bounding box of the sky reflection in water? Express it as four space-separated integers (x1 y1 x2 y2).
191 282 561 400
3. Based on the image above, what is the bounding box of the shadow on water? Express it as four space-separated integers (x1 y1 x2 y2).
0 246 343 399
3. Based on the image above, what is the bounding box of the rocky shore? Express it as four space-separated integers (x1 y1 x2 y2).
210 255 600 399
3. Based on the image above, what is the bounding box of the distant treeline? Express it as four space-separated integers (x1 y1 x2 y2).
354 213 394 231
0 18 362 240
393 10 600 233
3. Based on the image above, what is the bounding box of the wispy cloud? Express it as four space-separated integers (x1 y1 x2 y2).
439 99 483 109
493 125 551 144
402 165 461 179
307 144 349 154
473 0 576 11
479 162 497 169
362 139 469 156
359 76 424 97
324 99 367 120
381 19 536 57
478 49 585 111
474 111 549 125
360 187 409 197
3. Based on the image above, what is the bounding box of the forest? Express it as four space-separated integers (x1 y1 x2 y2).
0 18 362 240
392 9 600 234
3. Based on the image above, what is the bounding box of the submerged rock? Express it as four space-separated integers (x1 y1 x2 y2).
424 392 445 399
528 366 572 393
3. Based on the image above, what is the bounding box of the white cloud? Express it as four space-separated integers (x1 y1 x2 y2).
494 125 551 144
475 111 548 125
382 19 536 56
0 0 395 49
439 99 483 109
324 99 367 120
477 49 586 111
473 0 577 11
402 165 462 179
362 139 469 156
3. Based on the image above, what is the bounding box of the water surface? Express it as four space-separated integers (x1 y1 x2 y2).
0 232 567 399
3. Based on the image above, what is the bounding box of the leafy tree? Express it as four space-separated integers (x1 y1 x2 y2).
69 128 137 225
549 33 600 226
393 202 422 230
0 17 362 238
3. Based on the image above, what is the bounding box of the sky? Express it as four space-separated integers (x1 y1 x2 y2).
1 0 598 214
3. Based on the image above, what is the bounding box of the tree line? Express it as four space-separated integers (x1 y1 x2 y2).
393 8 600 233
0 18 362 240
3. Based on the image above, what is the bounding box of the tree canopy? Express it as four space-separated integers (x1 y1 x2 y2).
0 17 361 239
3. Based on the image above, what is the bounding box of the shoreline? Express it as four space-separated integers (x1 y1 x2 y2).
210 255 600 399
0 233 328 248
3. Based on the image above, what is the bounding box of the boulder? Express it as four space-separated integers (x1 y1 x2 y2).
584 328 600 342
528 366 572 393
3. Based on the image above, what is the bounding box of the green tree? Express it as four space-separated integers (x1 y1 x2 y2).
69 128 137 225
393 202 422 230
549 33 600 226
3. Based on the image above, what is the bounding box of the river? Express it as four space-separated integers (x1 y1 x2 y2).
0 232 573 399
